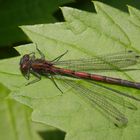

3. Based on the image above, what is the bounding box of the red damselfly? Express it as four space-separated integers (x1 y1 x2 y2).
20 46 140 127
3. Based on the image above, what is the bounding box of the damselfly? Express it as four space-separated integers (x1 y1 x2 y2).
20 46 140 127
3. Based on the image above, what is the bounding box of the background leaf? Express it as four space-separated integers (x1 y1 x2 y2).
0 82 65 140
0 83 43 140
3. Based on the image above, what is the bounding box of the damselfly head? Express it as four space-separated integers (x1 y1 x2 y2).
20 54 31 80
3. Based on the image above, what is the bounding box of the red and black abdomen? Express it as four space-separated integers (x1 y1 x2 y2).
54 67 140 89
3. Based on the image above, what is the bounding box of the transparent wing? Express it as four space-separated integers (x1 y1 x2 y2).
54 50 140 71
55 77 137 127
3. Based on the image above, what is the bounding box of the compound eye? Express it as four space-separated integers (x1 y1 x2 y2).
19 54 31 80
20 55 30 65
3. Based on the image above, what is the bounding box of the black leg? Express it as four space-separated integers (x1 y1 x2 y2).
26 70 41 86
51 50 68 63
35 43 45 59
49 75 63 94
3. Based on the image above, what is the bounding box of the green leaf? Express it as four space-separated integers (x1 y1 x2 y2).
0 2 140 140
0 83 50 140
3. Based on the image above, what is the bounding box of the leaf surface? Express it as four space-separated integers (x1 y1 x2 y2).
0 2 140 140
